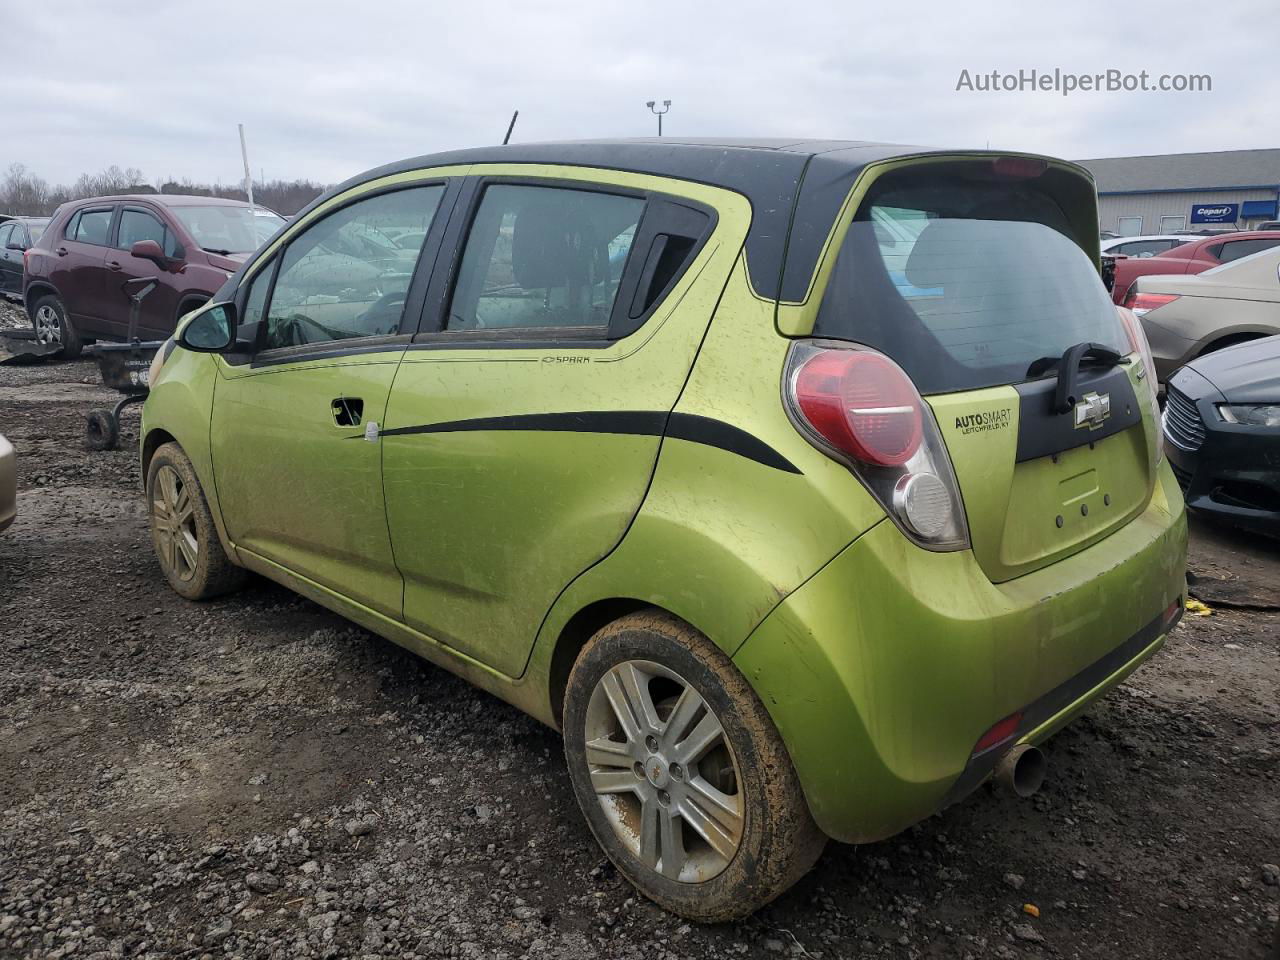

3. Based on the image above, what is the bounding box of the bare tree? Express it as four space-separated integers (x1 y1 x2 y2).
1 163 52 216
5 163 328 216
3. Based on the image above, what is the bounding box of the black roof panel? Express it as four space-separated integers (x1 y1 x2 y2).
305 139 1066 302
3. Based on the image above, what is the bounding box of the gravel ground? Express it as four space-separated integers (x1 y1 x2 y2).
1 346 1278 960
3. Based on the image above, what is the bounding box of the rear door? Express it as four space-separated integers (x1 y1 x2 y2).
811 158 1157 583
381 170 738 677
210 178 456 617
50 205 116 334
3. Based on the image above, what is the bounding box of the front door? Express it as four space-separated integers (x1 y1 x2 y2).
0 224 18 294
382 172 746 677
210 181 452 618
105 207 183 338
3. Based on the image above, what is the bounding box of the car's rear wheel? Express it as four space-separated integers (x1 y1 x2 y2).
31 294 82 359
147 442 246 600
563 610 825 922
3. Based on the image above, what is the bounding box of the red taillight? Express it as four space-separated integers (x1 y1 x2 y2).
1124 292 1179 316
973 711 1023 756
793 351 923 466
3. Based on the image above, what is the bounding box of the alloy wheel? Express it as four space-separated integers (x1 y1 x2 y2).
583 659 744 883
152 465 198 581
33 305 62 344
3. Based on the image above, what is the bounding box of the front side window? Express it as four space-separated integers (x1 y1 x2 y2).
815 168 1128 394
447 184 643 332
262 185 445 350
70 209 113 245
242 259 273 327
0 225 12 248
117 210 178 256
1116 239 1178 258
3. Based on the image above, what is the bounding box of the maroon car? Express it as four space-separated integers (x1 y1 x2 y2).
22 195 284 357
1109 230 1280 306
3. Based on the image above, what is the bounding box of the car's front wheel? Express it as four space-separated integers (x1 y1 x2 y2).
31 294 82 359
147 442 246 600
563 610 825 922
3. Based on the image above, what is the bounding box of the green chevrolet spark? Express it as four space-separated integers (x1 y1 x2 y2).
141 139 1186 921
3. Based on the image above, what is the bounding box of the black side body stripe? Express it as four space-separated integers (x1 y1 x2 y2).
371 410 801 474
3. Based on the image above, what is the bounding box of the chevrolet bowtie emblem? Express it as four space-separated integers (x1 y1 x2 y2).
1073 391 1111 430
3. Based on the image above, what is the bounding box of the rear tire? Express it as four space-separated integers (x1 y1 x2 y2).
146 442 246 600
563 610 826 922
30 294 81 359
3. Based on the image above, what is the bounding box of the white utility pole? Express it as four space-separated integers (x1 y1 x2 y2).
238 123 256 216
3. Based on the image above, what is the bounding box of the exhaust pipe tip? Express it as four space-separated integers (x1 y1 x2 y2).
995 744 1047 799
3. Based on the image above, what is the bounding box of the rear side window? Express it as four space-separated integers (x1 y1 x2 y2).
1216 237 1280 263
814 168 1127 394
447 184 644 332
68 209 113 245
0 225 11 248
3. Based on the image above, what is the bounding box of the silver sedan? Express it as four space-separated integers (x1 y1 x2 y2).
0 433 14 533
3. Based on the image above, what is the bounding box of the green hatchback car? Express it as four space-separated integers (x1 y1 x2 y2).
141 139 1187 920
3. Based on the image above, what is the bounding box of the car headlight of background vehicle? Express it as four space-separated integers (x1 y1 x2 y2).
1217 403 1280 428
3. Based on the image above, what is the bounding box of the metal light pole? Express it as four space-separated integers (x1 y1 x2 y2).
646 100 671 136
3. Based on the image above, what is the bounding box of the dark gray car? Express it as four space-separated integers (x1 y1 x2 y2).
0 217 49 298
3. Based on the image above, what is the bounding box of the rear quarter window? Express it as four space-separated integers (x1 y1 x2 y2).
813 167 1126 394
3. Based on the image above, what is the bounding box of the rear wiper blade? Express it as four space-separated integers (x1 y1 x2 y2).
1032 342 1125 414
201 246 233 255
1026 343 1128 379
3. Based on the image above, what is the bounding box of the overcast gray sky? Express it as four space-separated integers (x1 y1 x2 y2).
4 0 1274 188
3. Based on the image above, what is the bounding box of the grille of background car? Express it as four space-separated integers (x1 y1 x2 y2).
1162 386 1205 452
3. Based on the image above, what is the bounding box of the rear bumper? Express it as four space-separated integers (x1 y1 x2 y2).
940 601 1180 806
734 464 1187 843
1142 319 1198 382
0 434 15 534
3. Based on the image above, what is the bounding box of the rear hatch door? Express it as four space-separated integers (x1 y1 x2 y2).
811 157 1158 582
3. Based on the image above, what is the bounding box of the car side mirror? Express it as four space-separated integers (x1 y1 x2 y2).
129 239 167 264
4 241 24 252
178 301 237 352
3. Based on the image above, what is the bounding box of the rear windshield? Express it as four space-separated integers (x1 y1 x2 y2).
29 220 47 242
813 168 1127 394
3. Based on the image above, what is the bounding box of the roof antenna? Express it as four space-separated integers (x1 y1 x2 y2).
503 110 519 145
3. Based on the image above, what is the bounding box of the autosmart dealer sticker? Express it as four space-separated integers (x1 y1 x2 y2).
954 407 1013 436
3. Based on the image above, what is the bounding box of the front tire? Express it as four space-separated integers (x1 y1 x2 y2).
563 610 825 922
147 442 246 600
30 294 82 359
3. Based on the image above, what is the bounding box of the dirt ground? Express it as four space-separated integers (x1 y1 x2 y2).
1 332 1278 959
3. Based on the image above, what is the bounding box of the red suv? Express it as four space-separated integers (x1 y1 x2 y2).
22 195 285 357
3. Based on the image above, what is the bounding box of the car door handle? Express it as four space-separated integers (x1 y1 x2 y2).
107 260 122 271
55 246 69 257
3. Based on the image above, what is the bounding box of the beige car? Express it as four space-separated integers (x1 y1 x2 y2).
1126 245 1280 381
0 433 14 534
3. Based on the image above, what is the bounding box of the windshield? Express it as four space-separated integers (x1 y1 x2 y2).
169 205 285 255
814 170 1127 394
